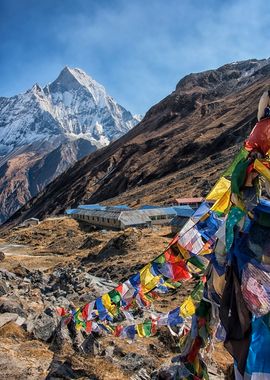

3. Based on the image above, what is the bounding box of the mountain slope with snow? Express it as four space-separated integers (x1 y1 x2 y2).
0 66 139 155
0 67 139 223
4 58 270 227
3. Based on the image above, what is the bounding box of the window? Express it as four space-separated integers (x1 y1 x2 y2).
107 218 110 223
102 217 105 222
97 217 100 221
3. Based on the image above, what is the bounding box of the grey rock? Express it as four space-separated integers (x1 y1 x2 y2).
0 312 18 328
15 316 26 326
27 270 47 287
131 368 151 380
22 277 31 283
81 334 101 355
45 359 99 380
26 317 35 333
0 298 25 317
32 312 58 342
0 280 8 296
0 269 16 281
121 352 153 372
50 322 72 352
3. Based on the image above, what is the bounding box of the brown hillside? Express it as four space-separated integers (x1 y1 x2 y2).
3 59 270 228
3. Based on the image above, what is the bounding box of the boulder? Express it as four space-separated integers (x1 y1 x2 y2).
0 269 16 281
0 312 18 328
0 297 25 317
46 359 99 380
32 312 58 342
80 333 100 355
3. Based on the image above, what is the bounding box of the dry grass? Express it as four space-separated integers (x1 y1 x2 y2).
0 217 233 379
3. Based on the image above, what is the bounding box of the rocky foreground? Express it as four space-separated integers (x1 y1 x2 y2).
0 218 232 379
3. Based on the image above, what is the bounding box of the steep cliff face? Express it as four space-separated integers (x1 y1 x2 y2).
0 67 139 223
4 58 270 228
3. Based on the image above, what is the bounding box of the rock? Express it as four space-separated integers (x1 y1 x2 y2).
15 316 26 326
83 273 117 296
112 345 125 358
104 343 114 357
0 269 16 281
0 312 18 328
46 359 99 380
151 359 227 380
131 368 151 380
26 317 35 333
121 352 153 372
0 297 26 317
0 251 5 261
22 277 31 283
43 307 55 317
27 269 47 287
12 264 30 278
32 312 58 342
50 323 72 353
158 327 179 353
0 280 8 296
66 229 76 238
79 236 101 249
54 289 67 297
80 333 101 355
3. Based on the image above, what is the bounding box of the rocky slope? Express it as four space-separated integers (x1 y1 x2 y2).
0 67 139 223
4 58 270 228
0 218 232 379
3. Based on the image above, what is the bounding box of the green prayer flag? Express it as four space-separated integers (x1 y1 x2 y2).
143 320 152 337
108 290 121 305
231 158 250 194
223 147 249 178
188 256 205 271
154 254 166 264
191 281 204 302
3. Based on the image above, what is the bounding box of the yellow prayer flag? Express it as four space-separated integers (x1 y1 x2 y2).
210 188 231 213
206 176 231 201
102 293 117 315
254 159 270 182
177 243 191 260
180 296 196 318
140 263 161 292
136 323 145 338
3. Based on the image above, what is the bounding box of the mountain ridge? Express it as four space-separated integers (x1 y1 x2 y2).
0 67 139 223
3 58 270 229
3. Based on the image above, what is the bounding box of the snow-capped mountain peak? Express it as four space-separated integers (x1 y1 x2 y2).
0 67 140 155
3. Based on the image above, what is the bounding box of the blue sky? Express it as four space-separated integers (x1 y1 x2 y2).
0 0 269 114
